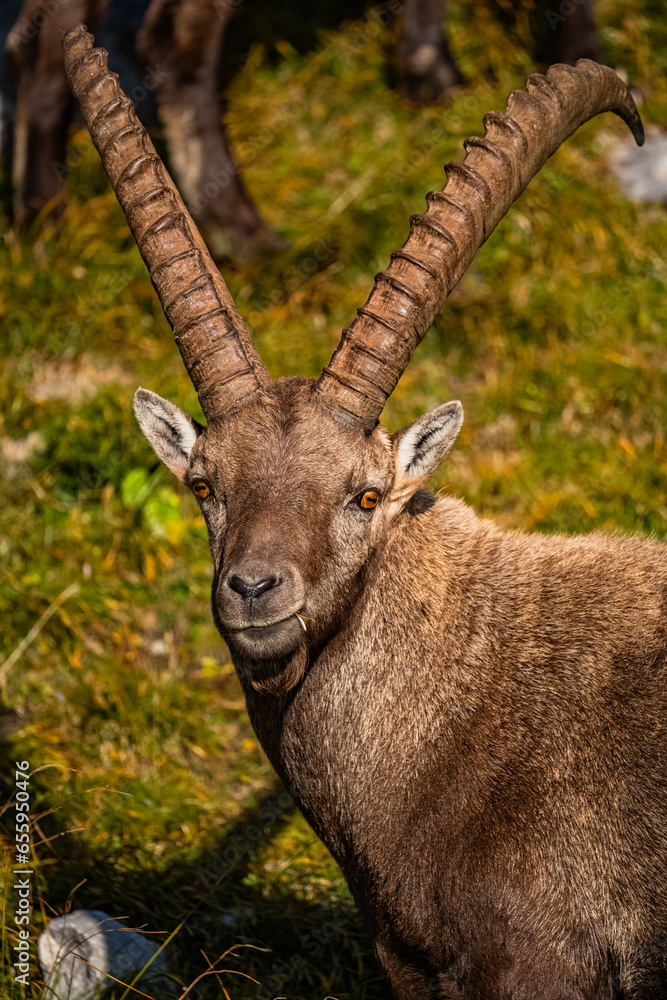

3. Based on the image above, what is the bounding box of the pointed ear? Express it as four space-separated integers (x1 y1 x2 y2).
133 387 203 481
394 401 463 481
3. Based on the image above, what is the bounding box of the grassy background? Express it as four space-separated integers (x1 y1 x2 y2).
1 0 666 996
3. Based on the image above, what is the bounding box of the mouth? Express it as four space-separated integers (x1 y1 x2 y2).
221 611 306 658
226 613 300 634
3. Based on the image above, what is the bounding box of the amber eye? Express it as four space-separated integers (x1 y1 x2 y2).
192 481 211 499
358 490 380 510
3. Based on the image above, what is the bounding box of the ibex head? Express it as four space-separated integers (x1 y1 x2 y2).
63 25 642 695
133 379 462 694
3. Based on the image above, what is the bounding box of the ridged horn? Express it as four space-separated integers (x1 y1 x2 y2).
318 60 644 432
62 24 271 422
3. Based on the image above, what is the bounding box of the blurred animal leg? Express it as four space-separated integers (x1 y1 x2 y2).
6 0 109 232
137 0 281 258
397 0 464 104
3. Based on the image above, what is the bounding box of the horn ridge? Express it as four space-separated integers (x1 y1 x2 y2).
63 24 270 422
318 59 644 431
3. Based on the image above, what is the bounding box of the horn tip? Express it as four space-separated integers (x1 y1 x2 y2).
62 22 92 52
570 58 645 148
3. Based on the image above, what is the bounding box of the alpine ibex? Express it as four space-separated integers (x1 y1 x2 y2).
7 0 599 240
64 24 667 999
6 0 459 242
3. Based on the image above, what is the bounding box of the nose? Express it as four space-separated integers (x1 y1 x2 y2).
228 574 279 601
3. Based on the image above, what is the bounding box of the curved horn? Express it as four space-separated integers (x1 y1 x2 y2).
63 24 271 422
318 60 644 432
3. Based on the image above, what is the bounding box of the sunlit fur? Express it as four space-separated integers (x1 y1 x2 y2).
135 376 667 1000
182 378 398 694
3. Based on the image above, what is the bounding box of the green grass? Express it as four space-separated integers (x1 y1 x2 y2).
1 0 666 996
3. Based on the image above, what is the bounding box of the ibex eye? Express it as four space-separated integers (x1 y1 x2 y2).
192 481 211 499
358 490 380 509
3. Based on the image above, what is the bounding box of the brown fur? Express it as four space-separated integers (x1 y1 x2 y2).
63 13 656 992
241 644 309 698
135 376 667 999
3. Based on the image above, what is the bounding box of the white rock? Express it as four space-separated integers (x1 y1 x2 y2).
609 127 667 204
39 909 168 1000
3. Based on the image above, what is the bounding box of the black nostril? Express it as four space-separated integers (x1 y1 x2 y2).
229 575 279 600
